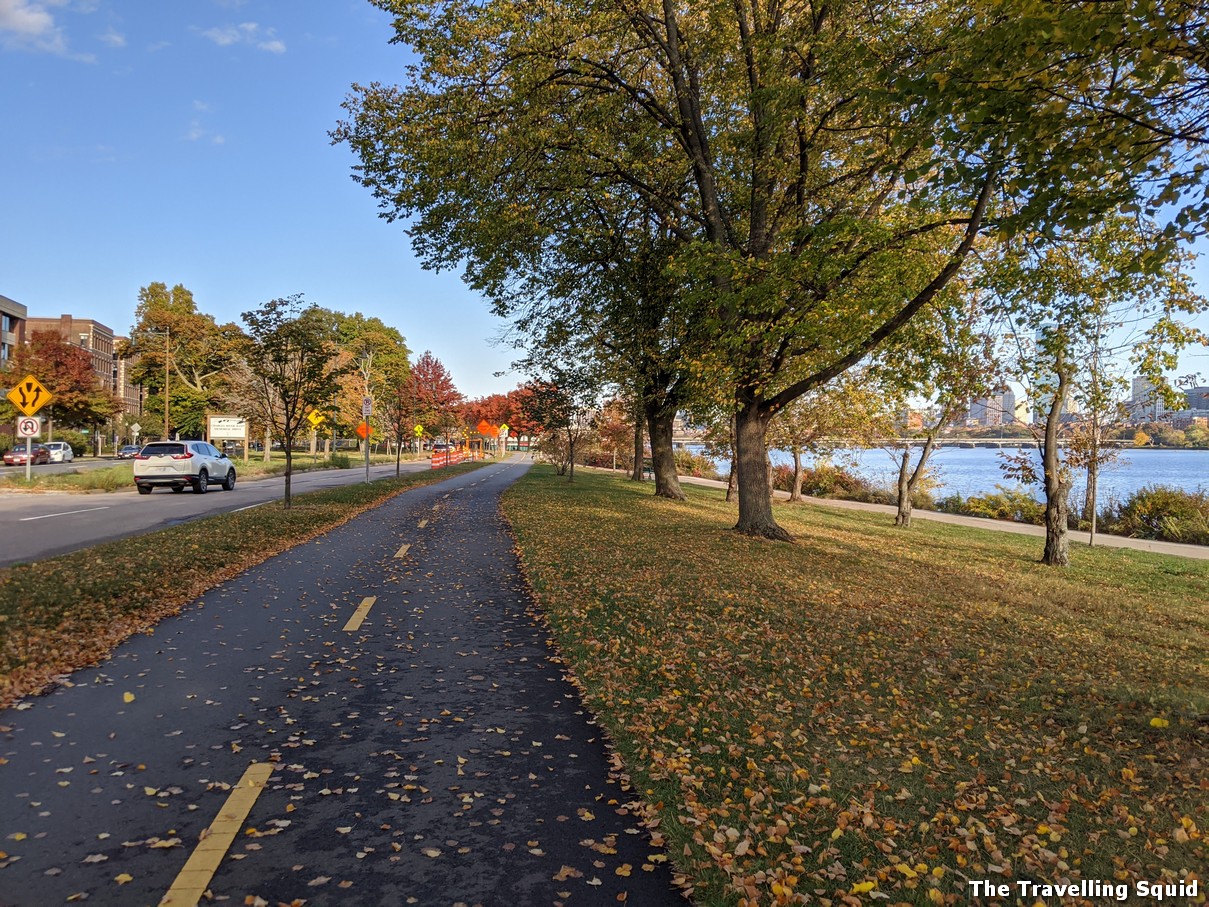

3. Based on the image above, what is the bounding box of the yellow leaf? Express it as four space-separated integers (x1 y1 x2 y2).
851 881 876 893
1149 717 1169 728
123 692 135 704
115 873 133 885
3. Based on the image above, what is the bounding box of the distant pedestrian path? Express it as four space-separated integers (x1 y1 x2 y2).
674 475 1209 561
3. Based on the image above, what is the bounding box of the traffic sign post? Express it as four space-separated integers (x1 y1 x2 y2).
15 416 42 482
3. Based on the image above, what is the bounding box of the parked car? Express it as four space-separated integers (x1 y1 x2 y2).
133 441 236 495
43 441 74 463
117 445 142 459
3 443 51 466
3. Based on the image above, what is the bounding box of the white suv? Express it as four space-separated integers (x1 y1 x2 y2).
133 441 236 495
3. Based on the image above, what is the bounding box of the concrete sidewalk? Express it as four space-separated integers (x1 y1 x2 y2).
669 473 1209 561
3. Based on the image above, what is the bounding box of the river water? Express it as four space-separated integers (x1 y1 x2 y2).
700 446 1209 503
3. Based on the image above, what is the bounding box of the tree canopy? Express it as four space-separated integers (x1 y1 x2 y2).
337 0 1206 539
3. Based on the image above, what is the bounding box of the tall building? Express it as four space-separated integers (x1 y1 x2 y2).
26 314 115 392
1185 386 1209 412
964 388 1017 427
1129 376 1165 421
0 293 27 367
112 336 143 419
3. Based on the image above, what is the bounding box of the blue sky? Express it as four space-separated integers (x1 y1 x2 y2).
0 0 518 399
2 0 1207 400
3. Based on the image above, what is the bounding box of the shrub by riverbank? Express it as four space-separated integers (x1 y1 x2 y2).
935 484 1209 545
503 467 1207 906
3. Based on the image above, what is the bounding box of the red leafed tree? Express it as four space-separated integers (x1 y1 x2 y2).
1 330 119 427
462 392 515 430
411 351 464 441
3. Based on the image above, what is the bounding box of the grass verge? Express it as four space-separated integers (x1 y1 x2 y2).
502 466 1208 906
0 452 428 492
0 461 486 706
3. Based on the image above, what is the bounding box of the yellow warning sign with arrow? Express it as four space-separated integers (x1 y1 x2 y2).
6 375 53 417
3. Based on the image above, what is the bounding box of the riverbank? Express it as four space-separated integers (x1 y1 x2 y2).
678 475 1209 560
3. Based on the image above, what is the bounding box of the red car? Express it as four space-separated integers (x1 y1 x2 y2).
3 444 51 466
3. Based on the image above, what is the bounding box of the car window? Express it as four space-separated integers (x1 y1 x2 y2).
142 443 186 457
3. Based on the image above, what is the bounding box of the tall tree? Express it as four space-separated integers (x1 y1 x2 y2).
379 355 416 474
872 299 998 528
524 371 600 482
411 351 463 442
991 218 1207 565
336 0 1198 541
1 331 119 429
327 310 411 441
120 282 245 438
239 296 349 508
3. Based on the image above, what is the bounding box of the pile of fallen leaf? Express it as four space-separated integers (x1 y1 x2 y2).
503 469 1208 906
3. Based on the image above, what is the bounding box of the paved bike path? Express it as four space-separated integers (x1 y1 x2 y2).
0 458 685 905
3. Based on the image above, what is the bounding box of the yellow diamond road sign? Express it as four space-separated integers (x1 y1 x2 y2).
306 410 326 429
7 375 53 417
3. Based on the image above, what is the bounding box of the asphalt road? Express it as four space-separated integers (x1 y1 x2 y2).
0 457 684 906
0 460 436 568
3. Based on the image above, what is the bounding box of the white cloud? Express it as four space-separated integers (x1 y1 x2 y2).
97 26 123 47
0 0 68 54
198 20 284 54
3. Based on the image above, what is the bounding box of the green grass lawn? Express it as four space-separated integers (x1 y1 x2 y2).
502 466 1208 906
0 461 486 705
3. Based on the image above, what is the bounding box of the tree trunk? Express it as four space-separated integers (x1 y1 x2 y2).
724 416 737 502
896 435 937 528
789 449 804 502
566 428 575 482
1041 380 1071 567
1086 461 1099 547
631 399 645 482
895 448 913 528
284 447 293 509
646 404 685 500
733 399 790 540
263 429 271 464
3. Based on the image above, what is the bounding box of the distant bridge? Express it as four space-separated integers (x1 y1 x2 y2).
671 434 1137 450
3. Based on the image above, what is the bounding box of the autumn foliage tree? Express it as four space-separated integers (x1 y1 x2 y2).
120 282 245 438
410 351 463 444
0 330 119 432
239 296 350 508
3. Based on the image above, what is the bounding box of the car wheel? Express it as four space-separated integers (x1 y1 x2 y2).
137 485 152 495
223 470 236 491
195 469 208 494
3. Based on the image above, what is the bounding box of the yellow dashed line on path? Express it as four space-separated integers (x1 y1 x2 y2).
159 762 274 906
342 596 378 632
394 542 411 559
